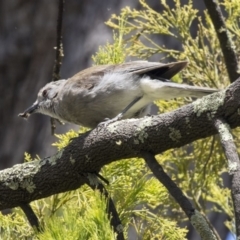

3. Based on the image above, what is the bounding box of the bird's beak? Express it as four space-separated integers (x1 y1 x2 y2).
18 102 39 119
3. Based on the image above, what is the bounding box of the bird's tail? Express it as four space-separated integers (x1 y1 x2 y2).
141 78 217 100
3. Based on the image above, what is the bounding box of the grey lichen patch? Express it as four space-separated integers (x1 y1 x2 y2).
0 160 42 192
237 108 240 115
218 28 236 52
116 224 124 233
185 117 191 128
47 149 64 166
169 127 181 142
107 118 136 133
193 90 225 118
107 120 125 133
218 122 233 142
69 155 75 164
137 131 148 144
85 155 91 162
191 210 217 240
20 178 36 193
5 180 19 190
107 122 119 133
87 173 100 186
133 117 152 144
207 113 212 121
229 162 238 175
218 27 227 33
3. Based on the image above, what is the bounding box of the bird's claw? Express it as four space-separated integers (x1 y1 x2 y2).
97 114 122 129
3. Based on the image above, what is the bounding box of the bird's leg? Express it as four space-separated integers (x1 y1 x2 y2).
98 96 143 128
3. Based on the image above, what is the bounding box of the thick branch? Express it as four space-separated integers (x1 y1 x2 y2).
203 0 240 83
142 152 218 240
214 118 240 236
1 77 240 210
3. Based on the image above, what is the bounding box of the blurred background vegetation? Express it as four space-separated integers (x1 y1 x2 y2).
1 0 240 239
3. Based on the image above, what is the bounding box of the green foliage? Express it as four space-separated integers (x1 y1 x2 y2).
0 152 187 239
222 0 240 38
92 18 127 65
106 0 240 88
52 128 89 150
0 209 34 239
38 191 116 240
104 0 239 235
101 158 188 239
1 0 239 239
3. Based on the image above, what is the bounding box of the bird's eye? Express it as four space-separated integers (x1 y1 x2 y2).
42 89 48 97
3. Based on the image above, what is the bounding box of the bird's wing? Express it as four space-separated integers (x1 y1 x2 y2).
65 61 188 90
66 65 112 90
113 61 188 80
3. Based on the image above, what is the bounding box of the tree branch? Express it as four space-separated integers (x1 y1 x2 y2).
51 0 65 135
214 118 240 236
142 152 218 240
1 77 240 210
52 0 64 82
142 151 194 217
19 203 41 232
203 0 240 83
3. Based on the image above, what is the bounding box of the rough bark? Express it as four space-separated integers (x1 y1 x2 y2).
203 0 240 83
214 118 240 236
0 77 239 210
0 1 229 239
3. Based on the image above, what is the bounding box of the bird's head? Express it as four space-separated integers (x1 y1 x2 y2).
18 80 66 119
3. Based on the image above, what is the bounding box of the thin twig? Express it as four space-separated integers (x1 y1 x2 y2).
214 118 240 237
203 0 239 83
94 172 110 185
51 0 65 134
202 136 216 177
86 173 124 240
50 118 56 136
142 152 194 217
19 203 41 232
142 151 218 240
52 0 64 82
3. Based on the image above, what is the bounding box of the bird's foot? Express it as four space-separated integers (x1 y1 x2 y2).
97 114 123 129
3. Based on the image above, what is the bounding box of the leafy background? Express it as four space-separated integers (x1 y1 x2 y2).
1 0 240 239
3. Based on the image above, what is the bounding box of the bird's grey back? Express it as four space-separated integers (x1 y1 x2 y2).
54 61 189 127
54 61 218 128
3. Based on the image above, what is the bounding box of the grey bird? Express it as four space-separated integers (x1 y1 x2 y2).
19 61 217 128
